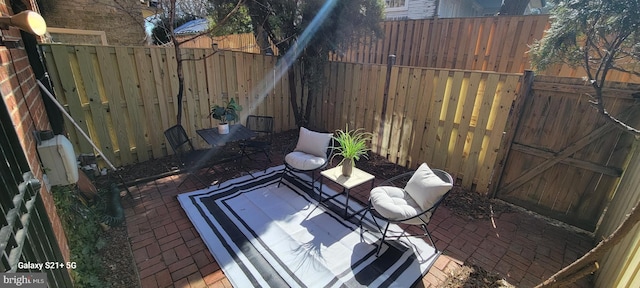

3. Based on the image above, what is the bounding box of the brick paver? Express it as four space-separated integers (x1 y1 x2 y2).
122 152 595 287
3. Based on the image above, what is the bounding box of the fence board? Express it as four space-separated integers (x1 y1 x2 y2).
96 47 131 165
462 74 500 187
450 72 482 176
76 46 115 164
388 66 410 162
48 45 93 154
150 48 172 153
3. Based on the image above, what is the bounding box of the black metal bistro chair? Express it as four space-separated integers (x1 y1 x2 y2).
239 115 274 165
360 163 454 256
164 124 214 187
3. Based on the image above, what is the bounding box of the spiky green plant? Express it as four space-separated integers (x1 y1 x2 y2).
331 125 373 166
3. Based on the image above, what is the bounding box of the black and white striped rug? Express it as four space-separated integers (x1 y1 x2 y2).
177 166 439 287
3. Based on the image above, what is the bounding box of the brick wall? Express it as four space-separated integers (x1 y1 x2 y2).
0 1 70 262
42 0 147 46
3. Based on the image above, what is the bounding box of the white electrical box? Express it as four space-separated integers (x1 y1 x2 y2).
37 135 79 186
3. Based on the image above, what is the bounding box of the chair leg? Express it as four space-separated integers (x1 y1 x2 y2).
277 166 289 187
262 148 272 163
421 224 438 252
376 222 390 256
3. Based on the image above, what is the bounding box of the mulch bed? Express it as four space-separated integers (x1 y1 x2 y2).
89 128 512 287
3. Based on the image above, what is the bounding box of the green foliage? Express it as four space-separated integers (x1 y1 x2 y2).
530 0 640 75
210 98 243 123
530 0 640 135
209 3 253 36
52 186 106 288
212 0 385 127
331 125 373 166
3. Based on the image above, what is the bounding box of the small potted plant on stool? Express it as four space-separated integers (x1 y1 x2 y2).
210 98 243 134
332 125 372 176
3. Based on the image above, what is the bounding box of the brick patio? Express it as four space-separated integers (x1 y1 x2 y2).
123 153 594 288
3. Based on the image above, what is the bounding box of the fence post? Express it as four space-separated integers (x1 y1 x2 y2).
376 54 396 153
489 70 535 197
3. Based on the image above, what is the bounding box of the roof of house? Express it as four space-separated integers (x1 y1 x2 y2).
174 18 209 35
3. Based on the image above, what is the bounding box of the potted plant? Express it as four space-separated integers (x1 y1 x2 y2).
210 98 243 134
331 125 373 176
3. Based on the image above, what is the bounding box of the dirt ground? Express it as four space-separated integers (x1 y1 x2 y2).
91 129 513 287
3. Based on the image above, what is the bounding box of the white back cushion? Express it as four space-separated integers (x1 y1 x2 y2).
404 163 452 210
294 127 333 158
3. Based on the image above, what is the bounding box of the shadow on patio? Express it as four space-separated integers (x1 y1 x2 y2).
121 141 594 288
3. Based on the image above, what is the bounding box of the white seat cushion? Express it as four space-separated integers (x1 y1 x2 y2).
369 186 431 225
404 163 452 210
294 127 333 158
285 151 327 170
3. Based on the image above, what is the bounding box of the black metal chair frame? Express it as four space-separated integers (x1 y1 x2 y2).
360 169 453 256
239 115 274 167
164 124 214 187
277 138 334 195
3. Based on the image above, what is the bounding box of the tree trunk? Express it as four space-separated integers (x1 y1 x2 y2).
499 0 530 15
174 37 184 126
288 67 303 127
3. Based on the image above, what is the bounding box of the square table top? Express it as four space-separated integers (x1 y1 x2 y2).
196 124 256 147
321 166 375 189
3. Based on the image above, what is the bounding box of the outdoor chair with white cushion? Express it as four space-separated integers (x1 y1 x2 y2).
360 163 454 256
278 127 333 193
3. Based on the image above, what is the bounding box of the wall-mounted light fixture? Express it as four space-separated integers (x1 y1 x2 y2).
0 10 47 47
0 10 47 36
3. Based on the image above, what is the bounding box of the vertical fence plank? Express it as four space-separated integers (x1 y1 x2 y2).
388 66 411 164
462 73 500 188
150 48 171 144
48 45 94 154
477 75 521 190
439 71 464 169
449 72 482 176
193 50 210 132
134 48 163 159
96 46 131 166
409 69 436 167
76 46 116 164
398 68 421 167
380 65 400 159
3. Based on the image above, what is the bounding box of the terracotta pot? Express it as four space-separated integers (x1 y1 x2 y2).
342 158 353 177
218 123 229 134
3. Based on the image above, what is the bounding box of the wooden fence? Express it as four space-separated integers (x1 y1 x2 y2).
595 141 640 287
176 33 277 55
309 62 522 193
492 76 640 231
41 45 296 167
41 44 521 193
329 15 550 73
189 16 639 83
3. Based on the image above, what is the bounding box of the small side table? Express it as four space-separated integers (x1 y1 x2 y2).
319 166 375 219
